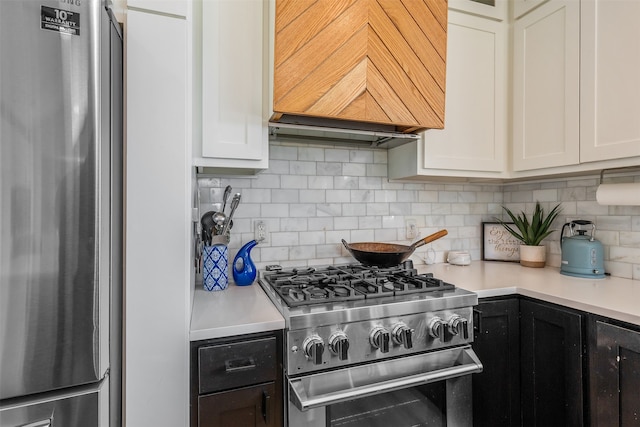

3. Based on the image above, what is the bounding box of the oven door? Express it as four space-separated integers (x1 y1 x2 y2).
287 345 482 427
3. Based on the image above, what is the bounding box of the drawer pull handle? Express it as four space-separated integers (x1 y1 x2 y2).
224 357 256 373
473 308 483 335
262 390 270 423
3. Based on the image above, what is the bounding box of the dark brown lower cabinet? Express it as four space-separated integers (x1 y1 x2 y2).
588 317 640 427
520 298 584 427
472 297 521 427
191 330 283 427
199 383 276 427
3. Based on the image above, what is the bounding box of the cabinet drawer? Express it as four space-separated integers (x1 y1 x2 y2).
198 337 277 394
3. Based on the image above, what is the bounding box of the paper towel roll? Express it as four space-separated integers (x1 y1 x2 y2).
596 183 640 206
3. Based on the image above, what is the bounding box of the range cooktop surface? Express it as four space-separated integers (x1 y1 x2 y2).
260 262 455 307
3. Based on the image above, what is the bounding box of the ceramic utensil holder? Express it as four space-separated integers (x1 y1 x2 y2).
202 244 228 291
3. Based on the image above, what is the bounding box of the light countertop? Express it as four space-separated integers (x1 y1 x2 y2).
190 283 285 341
418 261 640 326
189 261 640 342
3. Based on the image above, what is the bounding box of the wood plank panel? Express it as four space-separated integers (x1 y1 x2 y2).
274 0 359 69
273 0 447 129
377 0 445 87
275 27 368 113
423 0 448 31
274 1 367 101
369 30 439 125
308 60 368 116
401 0 447 61
369 0 445 122
275 0 317 31
367 61 417 124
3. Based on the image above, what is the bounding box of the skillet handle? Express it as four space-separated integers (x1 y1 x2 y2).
412 229 448 250
341 239 352 253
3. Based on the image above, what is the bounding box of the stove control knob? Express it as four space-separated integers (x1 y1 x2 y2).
302 335 325 365
369 326 391 353
428 317 446 342
329 331 350 361
447 315 469 339
392 322 414 349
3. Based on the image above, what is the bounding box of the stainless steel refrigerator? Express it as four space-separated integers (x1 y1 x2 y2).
0 0 122 425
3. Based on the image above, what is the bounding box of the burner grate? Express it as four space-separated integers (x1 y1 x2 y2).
262 263 455 307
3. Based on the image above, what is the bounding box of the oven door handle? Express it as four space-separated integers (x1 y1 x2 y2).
288 345 483 411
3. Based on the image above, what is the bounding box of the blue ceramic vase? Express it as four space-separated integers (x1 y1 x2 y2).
232 240 258 286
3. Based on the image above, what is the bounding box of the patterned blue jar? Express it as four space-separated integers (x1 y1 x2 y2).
202 244 228 291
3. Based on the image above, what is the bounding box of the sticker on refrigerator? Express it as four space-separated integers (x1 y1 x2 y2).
41 6 80 36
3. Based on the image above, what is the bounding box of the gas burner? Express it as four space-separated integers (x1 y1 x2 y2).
261 263 455 307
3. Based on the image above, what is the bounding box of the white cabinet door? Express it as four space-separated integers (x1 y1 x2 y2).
513 0 549 19
512 0 580 171
449 0 508 21
580 0 640 163
197 0 268 171
422 11 507 174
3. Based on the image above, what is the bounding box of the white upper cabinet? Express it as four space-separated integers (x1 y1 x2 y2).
388 10 508 180
580 0 640 163
195 0 269 172
512 0 580 172
512 0 549 19
449 0 508 21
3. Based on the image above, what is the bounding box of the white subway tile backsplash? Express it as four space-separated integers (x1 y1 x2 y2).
533 189 558 202
262 203 289 218
299 231 326 245
281 218 308 232
358 216 381 229
335 216 359 230
308 176 334 189
349 150 374 163
282 175 308 189
343 163 366 176
343 203 367 216
325 148 350 162
272 189 299 203
252 174 280 189
300 189 326 204
290 203 317 217
317 203 341 217
326 190 350 203
366 203 390 216
308 217 333 231
350 189 374 203
335 176 358 189
196 142 639 278
366 163 387 177
359 177 383 189
298 146 325 161
270 144 298 160
318 162 342 176
290 161 316 176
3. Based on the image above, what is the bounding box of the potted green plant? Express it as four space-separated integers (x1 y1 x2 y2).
495 201 562 267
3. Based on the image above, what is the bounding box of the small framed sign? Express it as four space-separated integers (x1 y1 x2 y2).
482 222 521 262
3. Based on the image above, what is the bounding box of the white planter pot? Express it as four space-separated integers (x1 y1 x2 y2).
519 244 546 268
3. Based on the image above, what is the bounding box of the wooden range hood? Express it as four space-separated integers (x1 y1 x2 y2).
270 0 447 146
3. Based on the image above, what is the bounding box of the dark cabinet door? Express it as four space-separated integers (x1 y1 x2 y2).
589 319 640 427
472 298 521 427
199 382 277 427
520 299 584 427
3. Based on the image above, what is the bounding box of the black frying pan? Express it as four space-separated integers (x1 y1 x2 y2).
342 229 448 268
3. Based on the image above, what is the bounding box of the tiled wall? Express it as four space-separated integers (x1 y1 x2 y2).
197 141 640 280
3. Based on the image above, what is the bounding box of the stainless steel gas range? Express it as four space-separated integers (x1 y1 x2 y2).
259 261 483 427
